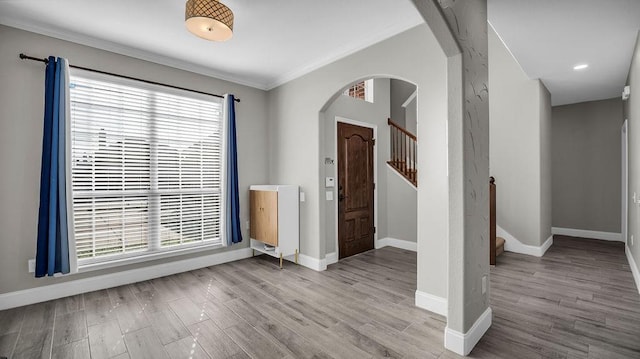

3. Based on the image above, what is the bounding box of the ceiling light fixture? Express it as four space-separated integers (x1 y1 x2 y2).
185 0 234 42
573 64 589 71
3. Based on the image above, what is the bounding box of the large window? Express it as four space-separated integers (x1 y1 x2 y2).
69 71 224 265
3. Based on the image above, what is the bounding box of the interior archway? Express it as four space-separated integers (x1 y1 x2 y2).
318 76 419 264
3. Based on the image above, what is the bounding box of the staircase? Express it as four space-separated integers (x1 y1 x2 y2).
490 177 505 264
388 118 417 186
496 237 505 256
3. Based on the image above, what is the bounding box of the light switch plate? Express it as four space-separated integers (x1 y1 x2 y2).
300 192 305 202
28 259 35 273
481 275 487 294
326 191 333 201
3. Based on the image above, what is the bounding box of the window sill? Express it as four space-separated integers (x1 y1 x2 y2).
77 241 225 274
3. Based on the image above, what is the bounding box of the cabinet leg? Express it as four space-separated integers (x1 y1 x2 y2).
295 249 298 264
279 253 283 269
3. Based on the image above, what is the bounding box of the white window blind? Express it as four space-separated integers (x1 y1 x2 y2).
69 70 224 264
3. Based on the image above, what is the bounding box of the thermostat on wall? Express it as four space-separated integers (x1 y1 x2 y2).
325 177 335 188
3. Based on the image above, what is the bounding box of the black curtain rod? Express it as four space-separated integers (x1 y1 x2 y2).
19 53 240 103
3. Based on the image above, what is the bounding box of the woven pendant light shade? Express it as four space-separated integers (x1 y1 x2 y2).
185 0 234 41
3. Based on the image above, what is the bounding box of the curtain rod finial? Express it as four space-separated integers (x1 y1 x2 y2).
20 53 49 63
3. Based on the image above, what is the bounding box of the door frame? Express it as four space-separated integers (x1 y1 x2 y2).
622 119 629 246
334 116 378 260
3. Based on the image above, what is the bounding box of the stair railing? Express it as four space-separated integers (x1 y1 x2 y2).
388 118 417 186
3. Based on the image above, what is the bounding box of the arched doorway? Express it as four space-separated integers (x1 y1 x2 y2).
318 77 418 263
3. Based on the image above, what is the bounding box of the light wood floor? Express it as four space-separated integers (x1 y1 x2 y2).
0 236 638 358
472 235 640 359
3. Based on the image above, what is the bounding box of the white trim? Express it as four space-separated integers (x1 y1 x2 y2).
364 79 375 103
0 17 267 90
376 237 417 252
622 120 629 246
626 245 640 295
401 89 418 108
415 290 447 316
386 163 417 190
296 254 327 272
220 94 230 248
497 226 553 257
326 252 338 265
540 235 554 256
266 20 425 90
335 117 378 261
0 15 424 91
488 21 529 78
79 242 224 273
0 247 253 311
551 227 623 242
444 307 492 356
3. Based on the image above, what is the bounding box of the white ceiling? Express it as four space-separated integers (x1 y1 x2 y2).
0 0 424 90
2 1 638 104
488 0 640 106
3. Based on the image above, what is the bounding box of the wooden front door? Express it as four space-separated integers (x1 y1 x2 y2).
337 122 375 259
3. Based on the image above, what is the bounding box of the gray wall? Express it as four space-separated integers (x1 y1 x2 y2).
624 31 640 279
429 0 491 335
405 96 417 135
322 78 418 256
268 23 449 299
322 78 391 255
0 25 270 294
390 79 417 130
552 98 623 233
489 25 552 247
386 165 418 243
540 84 553 246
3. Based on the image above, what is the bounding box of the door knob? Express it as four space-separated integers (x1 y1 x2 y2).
339 194 346 201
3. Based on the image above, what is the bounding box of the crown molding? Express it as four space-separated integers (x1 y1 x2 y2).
0 16 269 90
2 15 424 92
264 19 425 90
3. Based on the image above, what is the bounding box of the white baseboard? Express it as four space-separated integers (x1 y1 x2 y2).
0 247 253 311
297 254 327 272
445 307 492 356
319 239 415 269
497 226 553 257
540 235 554 256
325 252 338 265
552 227 623 242
376 237 417 252
626 245 640 295
415 290 447 317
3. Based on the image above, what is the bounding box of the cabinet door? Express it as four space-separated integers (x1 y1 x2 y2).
250 190 278 246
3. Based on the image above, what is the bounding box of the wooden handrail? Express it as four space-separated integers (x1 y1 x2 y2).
388 118 418 186
388 118 417 140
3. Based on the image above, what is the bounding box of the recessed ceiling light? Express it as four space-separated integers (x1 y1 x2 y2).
573 64 589 71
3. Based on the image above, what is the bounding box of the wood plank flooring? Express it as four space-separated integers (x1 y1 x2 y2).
471 235 640 359
0 235 638 358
